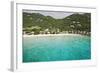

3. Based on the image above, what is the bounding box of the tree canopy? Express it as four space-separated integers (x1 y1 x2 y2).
23 12 91 35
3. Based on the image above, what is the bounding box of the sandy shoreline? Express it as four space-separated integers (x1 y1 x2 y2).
23 34 82 37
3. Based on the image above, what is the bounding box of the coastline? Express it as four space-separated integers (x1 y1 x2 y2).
23 34 82 37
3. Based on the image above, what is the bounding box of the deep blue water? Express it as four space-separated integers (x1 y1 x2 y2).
23 35 91 62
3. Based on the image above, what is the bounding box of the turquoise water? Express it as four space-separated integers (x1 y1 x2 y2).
23 35 91 62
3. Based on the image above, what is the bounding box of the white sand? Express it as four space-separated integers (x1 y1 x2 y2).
23 34 81 37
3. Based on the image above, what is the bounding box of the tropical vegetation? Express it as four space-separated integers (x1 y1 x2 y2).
23 12 91 35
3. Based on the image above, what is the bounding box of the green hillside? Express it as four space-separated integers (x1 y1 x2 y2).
23 12 91 35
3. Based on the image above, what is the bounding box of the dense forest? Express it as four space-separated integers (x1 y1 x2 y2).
23 12 91 35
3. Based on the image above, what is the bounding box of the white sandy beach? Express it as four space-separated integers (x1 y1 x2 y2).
23 34 82 37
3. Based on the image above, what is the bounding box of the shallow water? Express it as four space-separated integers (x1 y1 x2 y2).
23 35 91 62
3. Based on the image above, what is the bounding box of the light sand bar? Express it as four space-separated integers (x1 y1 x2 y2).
23 34 82 37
